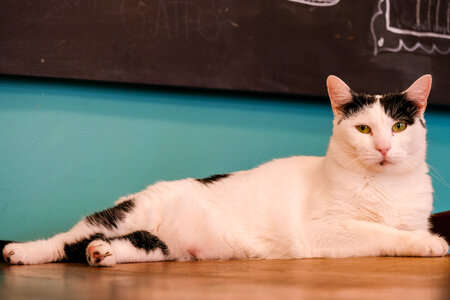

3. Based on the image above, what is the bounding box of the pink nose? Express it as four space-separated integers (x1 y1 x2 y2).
376 145 391 156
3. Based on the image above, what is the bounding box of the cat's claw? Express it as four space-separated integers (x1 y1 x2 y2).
86 240 116 267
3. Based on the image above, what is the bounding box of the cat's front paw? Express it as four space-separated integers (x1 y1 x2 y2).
405 233 449 257
3 243 30 265
86 240 116 267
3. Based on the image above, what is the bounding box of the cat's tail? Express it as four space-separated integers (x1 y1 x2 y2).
0 240 14 262
430 211 450 244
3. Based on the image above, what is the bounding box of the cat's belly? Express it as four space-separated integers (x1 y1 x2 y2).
135 156 324 260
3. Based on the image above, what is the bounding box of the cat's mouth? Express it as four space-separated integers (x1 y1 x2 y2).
379 159 392 166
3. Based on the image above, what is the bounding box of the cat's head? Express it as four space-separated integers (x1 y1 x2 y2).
326 75 431 174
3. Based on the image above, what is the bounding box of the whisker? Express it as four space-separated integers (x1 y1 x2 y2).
427 163 450 188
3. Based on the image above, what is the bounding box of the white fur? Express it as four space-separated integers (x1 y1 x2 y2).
4 75 448 266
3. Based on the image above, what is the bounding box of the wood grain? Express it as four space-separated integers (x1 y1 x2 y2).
1 257 449 300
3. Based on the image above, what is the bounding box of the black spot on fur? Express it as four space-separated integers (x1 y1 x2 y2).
196 174 230 185
114 231 169 256
63 231 169 263
85 199 135 229
338 92 376 121
380 93 419 125
63 233 107 263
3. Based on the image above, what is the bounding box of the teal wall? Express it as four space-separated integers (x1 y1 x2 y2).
1 77 449 241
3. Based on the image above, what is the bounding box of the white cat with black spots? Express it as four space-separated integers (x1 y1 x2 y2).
3 75 448 266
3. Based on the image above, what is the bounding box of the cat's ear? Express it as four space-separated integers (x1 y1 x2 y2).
404 74 432 113
326 75 353 116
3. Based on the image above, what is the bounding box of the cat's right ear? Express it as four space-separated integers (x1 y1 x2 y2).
326 75 353 117
404 74 432 114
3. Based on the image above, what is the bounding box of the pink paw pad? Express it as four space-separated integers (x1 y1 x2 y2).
86 242 115 266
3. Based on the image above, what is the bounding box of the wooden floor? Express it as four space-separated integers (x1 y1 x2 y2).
0 257 449 300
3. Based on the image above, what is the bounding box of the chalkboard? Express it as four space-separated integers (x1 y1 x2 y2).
0 0 449 105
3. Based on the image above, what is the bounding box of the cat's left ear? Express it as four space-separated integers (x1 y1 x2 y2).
404 74 432 114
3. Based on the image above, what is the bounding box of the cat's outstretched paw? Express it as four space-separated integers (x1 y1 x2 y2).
3 243 30 265
405 232 449 257
86 240 116 267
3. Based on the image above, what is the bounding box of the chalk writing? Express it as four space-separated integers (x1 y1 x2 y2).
120 0 225 41
371 0 450 55
287 0 341 6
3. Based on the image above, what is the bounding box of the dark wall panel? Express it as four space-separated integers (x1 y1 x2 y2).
0 0 449 104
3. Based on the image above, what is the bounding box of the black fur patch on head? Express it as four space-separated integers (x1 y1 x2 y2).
380 93 419 125
196 174 230 185
114 231 169 256
85 199 135 230
63 233 107 263
338 92 376 121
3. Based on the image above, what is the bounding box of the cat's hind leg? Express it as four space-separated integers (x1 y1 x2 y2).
87 231 169 267
3 199 143 265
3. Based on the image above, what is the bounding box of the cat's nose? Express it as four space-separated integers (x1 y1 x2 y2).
376 145 391 156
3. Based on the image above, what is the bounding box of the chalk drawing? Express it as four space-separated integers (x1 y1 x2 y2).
287 0 341 7
120 0 223 41
371 0 450 55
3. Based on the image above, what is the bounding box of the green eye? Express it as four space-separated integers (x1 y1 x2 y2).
356 125 371 134
392 122 407 132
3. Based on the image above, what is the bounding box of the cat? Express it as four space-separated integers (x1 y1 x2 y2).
3 75 448 267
